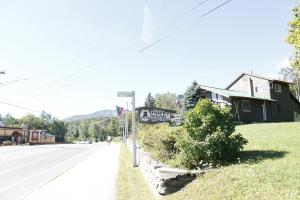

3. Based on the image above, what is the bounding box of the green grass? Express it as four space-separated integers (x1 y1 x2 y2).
117 144 155 200
117 122 300 200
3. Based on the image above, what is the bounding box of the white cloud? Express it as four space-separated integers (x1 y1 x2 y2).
141 5 155 45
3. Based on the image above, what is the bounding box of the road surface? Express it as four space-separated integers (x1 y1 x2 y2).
0 143 106 200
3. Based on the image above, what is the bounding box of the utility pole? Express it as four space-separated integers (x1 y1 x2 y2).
131 91 137 167
125 101 128 140
117 91 137 167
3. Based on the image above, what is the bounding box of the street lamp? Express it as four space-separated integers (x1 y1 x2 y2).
117 91 137 167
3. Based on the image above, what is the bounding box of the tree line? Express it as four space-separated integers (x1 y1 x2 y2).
0 111 67 142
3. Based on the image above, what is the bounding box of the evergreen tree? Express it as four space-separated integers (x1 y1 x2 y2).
183 81 206 111
144 93 156 107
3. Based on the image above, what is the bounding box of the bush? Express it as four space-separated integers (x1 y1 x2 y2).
138 124 185 163
177 99 248 169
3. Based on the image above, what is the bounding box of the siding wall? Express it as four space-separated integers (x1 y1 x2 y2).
231 97 272 122
228 76 250 93
270 82 294 122
228 75 271 99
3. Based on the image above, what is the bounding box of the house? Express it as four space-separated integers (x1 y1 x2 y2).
199 73 300 123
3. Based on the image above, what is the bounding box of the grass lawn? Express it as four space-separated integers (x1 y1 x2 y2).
117 144 155 200
117 122 300 200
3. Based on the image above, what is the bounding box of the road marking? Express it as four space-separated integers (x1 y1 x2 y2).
0 144 101 196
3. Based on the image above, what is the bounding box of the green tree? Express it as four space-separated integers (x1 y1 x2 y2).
19 114 42 129
49 118 67 142
3 113 18 127
80 121 90 140
40 111 52 130
183 81 206 111
286 4 300 100
107 118 120 136
89 122 101 141
155 92 179 111
177 99 248 168
144 93 156 108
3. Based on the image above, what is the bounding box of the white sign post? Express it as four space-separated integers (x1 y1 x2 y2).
117 91 137 167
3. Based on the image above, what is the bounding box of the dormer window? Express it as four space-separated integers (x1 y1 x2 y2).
275 83 282 93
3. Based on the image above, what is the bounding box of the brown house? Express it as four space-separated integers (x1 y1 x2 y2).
199 73 300 123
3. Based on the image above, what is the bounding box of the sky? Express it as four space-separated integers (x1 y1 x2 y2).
0 0 298 119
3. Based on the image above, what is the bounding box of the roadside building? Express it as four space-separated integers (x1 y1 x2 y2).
0 127 29 143
199 73 300 123
29 130 55 144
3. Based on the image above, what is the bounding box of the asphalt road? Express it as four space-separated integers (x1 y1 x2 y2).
0 143 105 200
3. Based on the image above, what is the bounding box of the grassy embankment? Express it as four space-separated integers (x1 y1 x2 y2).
117 122 300 200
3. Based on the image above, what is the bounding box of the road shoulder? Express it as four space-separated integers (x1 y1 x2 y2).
23 143 120 200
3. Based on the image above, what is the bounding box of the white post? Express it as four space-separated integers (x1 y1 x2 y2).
123 126 125 142
117 91 137 167
125 102 128 140
132 91 137 167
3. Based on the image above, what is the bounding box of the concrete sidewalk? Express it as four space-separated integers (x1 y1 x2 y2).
23 143 120 200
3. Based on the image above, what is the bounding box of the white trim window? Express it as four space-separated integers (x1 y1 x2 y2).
242 100 251 112
275 83 282 93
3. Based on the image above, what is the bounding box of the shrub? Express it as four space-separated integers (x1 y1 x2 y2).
177 99 248 169
138 124 185 163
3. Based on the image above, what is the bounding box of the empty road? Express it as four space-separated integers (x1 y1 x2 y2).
0 143 105 200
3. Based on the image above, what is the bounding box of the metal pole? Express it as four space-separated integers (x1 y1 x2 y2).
123 125 125 142
132 91 137 167
125 102 128 139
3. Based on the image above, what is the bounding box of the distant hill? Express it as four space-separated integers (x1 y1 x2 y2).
64 110 117 122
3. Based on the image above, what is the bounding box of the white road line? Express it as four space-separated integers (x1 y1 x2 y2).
0 145 100 195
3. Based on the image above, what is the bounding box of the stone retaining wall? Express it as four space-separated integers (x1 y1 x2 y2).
126 141 200 195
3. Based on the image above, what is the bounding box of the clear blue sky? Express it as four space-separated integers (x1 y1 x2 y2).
0 0 298 119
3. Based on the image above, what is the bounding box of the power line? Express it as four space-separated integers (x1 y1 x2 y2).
9 1 215 99
0 101 41 113
25 1 184 95
28 1 177 94
186 0 210 14
0 78 28 88
8 86 59 107
36 79 79 96
143 0 211 40
199 0 232 18
140 0 233 52
36 62 97 91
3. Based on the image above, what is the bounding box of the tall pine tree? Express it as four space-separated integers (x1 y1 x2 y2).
144 93 156 108
183 81 206 111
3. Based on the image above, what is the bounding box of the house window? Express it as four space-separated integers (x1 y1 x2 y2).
211 93 219 101
255 87 258 92
242 100 251 112
275 83 282 93
270 82 273 89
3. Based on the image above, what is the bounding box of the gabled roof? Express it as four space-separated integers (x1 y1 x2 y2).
226 73 293 90
199 85 276 101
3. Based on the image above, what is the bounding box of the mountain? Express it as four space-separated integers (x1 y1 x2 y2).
63 110 117 122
